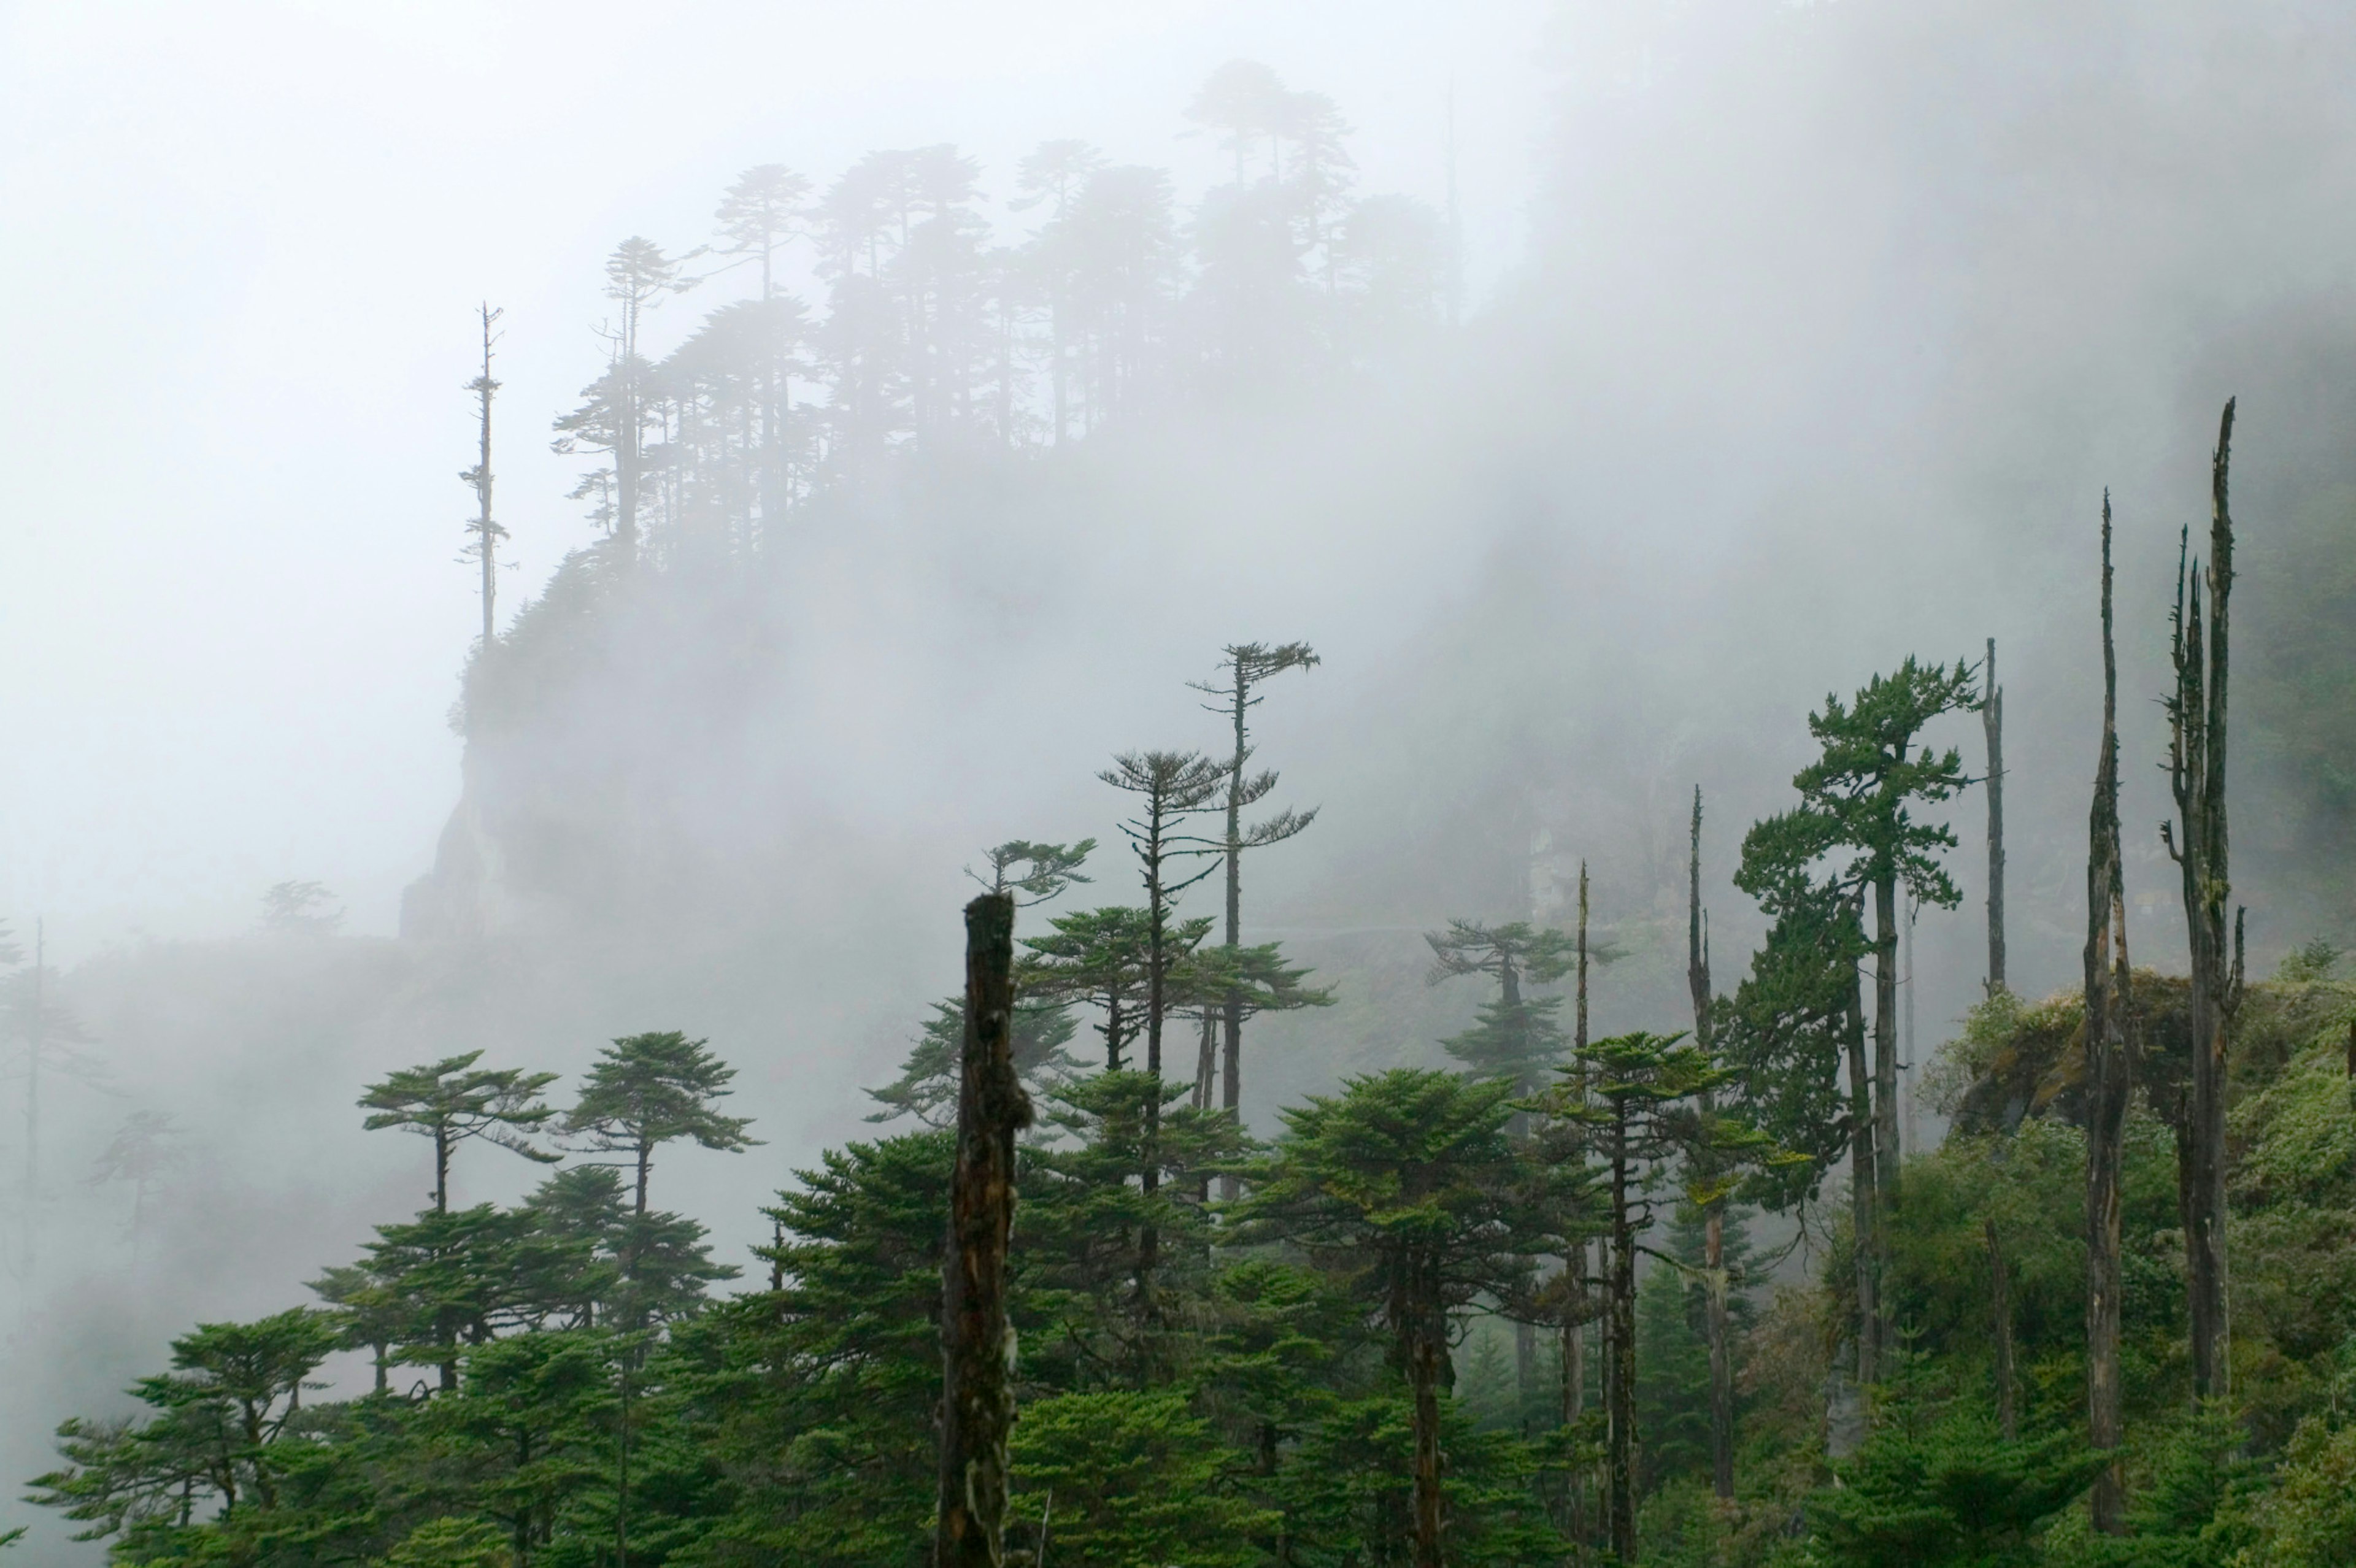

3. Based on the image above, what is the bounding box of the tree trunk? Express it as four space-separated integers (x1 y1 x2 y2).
1871 874 1900 1356
1563 1242 1590 1557
1219 663 1248 1202
1848 964 1879 1388
2085 494 2130 1532
1687 788 1734 1501
2169 399 2240 1404
1872 872 1900 1189
1514 1320 1538 1432
1704 1213 1733 1501
1409 1275 1447 1568
1563 1245 1587 1425
1607 1113 1638 1565
1985 636 2006 996
937 893 1031 1568
1987 1216 2016 1440
1193 1012 1217 1110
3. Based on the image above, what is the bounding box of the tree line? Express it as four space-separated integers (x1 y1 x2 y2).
506 62 1449 590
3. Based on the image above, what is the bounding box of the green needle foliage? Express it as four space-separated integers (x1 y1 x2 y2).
1811 1411 2104 1568
360 1051 562 1213
1426 920 1577 1097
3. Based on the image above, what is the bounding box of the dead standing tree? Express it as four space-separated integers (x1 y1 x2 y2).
2162 399 2246 1404
2085 493 2133 1531
936 893 1032 1568
460 305 508 651
1984 637 2006 996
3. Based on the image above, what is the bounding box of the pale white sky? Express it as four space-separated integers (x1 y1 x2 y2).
0 0 1555 957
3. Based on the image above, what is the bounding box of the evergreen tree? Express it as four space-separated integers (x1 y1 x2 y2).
359 1051 561 1215
864 994 1079 1127
1736 656 1976 1373
1546 1031 1775 1562
1243 1069 1558 1568
1097 751 1227 1095
1019 905 1206 1072
565 1032 758 1323
89 1109 185 1249
1425 920 1576 1097
968 836 1095 904
1807 1409 2101 1567
1005 1392 1276 1568
31 1309 342 1532
1190 640 1320 1131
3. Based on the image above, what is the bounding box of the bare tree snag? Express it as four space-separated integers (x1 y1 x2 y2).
1985 637 2006 996
461 305 508 653
937 893 1032 1568
2163 399 2244 1403
2085 493 2132 1532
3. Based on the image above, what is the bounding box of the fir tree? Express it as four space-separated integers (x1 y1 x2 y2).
359 1051 561 1215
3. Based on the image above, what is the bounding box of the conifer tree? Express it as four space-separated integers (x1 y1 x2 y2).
968 837 1095 904
1243 1069 1555 1568
1983 636 2006 996
1180 939 1333 1111
1425 920 1576 1098
360 1051 561 1215
553 238 696 559
1546 1031 1779 1562
1736 656 1977 1361
90 1110 185 1252
1190 641 1320 1134
1019 906 1206 1071
1096 751 1226 1102
866 996 1080 1127
2162 399 2245 1402
565 1032 758 1326
1426 917 1574 1432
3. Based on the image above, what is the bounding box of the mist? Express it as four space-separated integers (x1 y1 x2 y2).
6 1 2356 1562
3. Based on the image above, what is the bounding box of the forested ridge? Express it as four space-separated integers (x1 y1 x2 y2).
17 6 2356 1566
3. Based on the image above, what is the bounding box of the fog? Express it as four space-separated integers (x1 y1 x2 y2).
6 1 2356 1559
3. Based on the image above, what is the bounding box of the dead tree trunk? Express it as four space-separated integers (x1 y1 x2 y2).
2085 494 2132 1531
1688 788 1734 1502
1986 1216 2016 1440
937 893 1032 1568
2164 399 2244 1404
464 305 507 651
1985 637 2006 996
